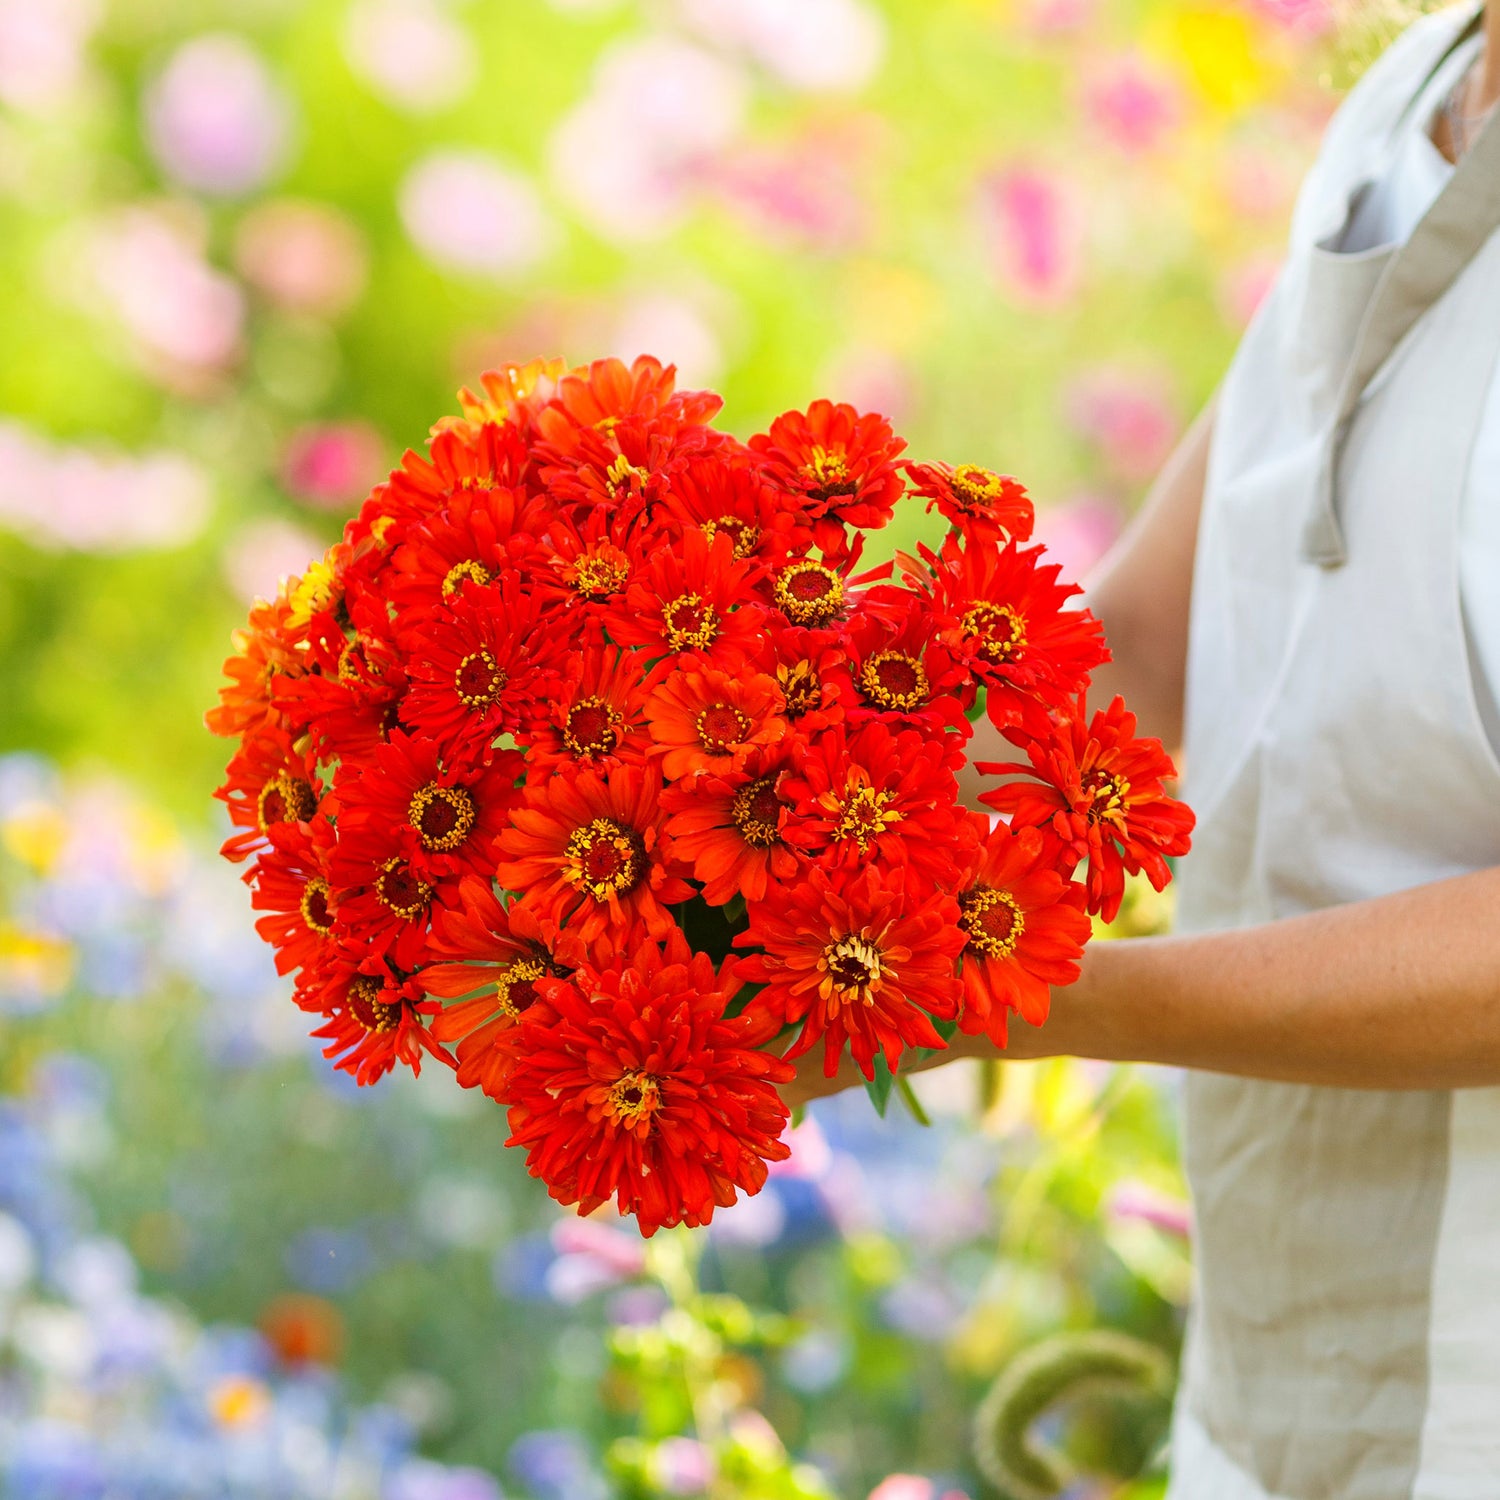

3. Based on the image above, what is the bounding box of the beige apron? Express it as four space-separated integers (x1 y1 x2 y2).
1168 9 1500 1499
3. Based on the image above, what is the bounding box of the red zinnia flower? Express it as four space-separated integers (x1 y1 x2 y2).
249 818 341 981
662 450 808 573
533 356 721 457
981 695 1195 922
309 959 449 1086
400 578 565 766
524 646 653 778
326 811 452 970
735 864 965 1080
752 626 852 735
454 358 568 439
843 596 970 736
953 817 1092 1045
217 726 323 864
495 765 693 956
386 420 533 515
750 400 907 553
422 877 576 1099
660 757 799 906
206 592 304 743
500 937 792 1236
781 721 974 884
645 659 788 783
927 534 1107 732
605 526 765 672
334 729 522 880
904 460 1034 544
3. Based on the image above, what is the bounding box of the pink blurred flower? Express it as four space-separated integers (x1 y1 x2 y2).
143 34 294 197
1020 0 1097 37
1065 368 1178 482
0 0 98 114
817 346 913 426
399 148 553 278
657 1437 715 1495
545 1216 648 1303
233 200 369 318
1030 493 1124 582
224 517 325 604
709 135 869 250
977 164 1082 307
677 0 885 94
343 0 476 114
90 205 244 382
0 421 210 552
1245 0 1334 35
548 36 747 243
281 422 386 510
868 1478 969 1500
610 292 725 388
767 1114 833 1180
1219 254 1280 329
1107 1179 1193 1239
1081 54 1182 155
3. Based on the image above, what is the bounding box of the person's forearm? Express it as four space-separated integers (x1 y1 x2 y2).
1000 864 1500 1089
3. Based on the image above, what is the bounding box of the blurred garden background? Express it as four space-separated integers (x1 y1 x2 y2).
0 0 1423 1495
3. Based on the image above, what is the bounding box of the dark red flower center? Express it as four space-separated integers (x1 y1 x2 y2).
258 774 317 833
337 641 365 683
950 464 1003 508
565 817 645 902
349 973 403 1033
495 957 547 1020
696 702 751 754
300 878 334 935
859 649 928 712
663 593 718 652
731 775 783 849
408 782 476 852
455 649 506 708
962 602 1027 666
774 562 844 627
704 514 759 558
442 559 491 598
564 697 622 759
376 857 432 919
959 886 1026 958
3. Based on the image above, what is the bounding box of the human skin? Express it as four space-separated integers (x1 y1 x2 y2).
787 7 1500 1119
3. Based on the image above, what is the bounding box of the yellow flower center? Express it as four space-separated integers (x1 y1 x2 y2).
821 934 885 1007
564 697 623 759
299 878 334 935
606 1070 662 1125
950 464 1004 506
606 453 649 497
493 956 548 1021
570 548 629 601
442 559 491 598
408 783 476 852
564 817 644 902
701 514 759 559
830 780 902 851
859 650 928 712
1084 769 1131 829
961 602 1027 666
800 447 858 499
731 775 783 850
773 561 844 627
958 887 1026 959
257 773 317 833
662 592 718 652
696 702 752 754
348 973 402 1033
376 858 432 919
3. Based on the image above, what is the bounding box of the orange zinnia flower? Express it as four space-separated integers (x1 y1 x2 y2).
308 960 449 1086
495 765 692 955
500 937 792 1236
735 863 965 1080
524 646 653 777
645 660 788 783
981 695 1195 923
953 817 1092 1045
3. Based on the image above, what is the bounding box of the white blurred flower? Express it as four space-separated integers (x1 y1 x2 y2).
0 1214 36 1295
548 35 747 243
0 421 211 552
399 148 554 277
143 33 294 197
344 0 476 114
677 0 885 93
0 0 99 114
56 1237 137 1312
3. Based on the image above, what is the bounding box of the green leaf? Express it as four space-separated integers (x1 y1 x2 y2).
865 1054 896 1117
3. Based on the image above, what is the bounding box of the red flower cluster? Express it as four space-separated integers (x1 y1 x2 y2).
210 355 1193 1237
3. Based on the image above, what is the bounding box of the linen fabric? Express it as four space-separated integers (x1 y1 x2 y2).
1166 6 1500 1497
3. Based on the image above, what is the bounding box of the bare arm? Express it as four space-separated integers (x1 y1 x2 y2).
957 395 1215 810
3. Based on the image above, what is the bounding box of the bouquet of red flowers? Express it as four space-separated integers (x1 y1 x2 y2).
210 356 1193 1237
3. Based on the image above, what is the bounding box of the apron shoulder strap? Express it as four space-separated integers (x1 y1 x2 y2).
1302 8 1500 568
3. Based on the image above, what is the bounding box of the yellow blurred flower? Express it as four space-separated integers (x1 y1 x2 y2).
0 923 74 1000
2 800 69 873
209 1374 272 1429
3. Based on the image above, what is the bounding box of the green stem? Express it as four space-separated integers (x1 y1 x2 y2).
895 1074 931 1126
